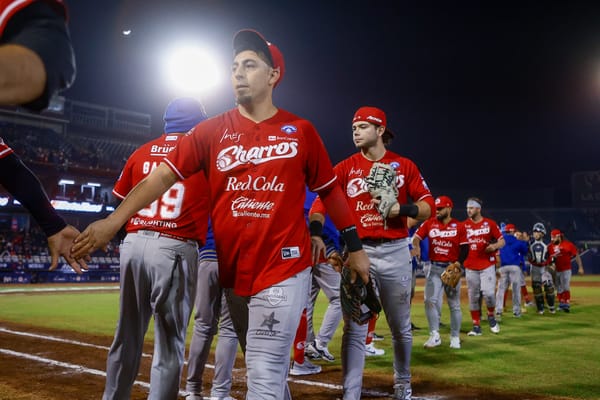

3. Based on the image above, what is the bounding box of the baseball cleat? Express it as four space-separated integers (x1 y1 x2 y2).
314 339 335 361
467 325 482 336
304 341 322 360
365 342 385 356
393 383 412 400
449 336 461 349
289 357 322 376
423 331 441 348
489 317 500 334
372 332 385 341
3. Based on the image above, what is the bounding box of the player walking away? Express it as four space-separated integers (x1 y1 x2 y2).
101 98 209 400
310 106 435 400
413 195 468 349
186 220 239 400
548 229 585 313
528 223 556 314
463 197 504 336
495 224 529 319
72 29 371 400
303 188 343 364
0 0 85 273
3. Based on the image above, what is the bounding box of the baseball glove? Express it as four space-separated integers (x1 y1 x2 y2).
440 262 462 287
364 162 398 219
340 266 382 325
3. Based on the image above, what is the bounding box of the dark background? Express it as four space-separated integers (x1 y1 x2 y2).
63 0 600 208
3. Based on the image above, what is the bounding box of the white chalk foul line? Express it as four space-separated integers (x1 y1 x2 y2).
0 285 119 294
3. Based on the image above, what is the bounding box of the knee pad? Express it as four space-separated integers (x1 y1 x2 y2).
532 281 543 296
544 283 555 295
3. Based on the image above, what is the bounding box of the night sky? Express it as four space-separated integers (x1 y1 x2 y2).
64 1 600 208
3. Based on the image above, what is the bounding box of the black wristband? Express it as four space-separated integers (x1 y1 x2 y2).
340 225 363 252
398 204 419 218
309 220 323 237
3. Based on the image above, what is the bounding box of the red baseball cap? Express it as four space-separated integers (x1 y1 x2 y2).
504 223 516 232
233 29 285 87
352 106 395 139
435 195 453 209
551 229 562 237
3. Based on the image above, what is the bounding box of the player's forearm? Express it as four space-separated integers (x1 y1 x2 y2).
0 153 66 236
108 163 177 227
0 45 46 106
388 199 432 220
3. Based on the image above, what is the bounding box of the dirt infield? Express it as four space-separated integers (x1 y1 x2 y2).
2 279 597 399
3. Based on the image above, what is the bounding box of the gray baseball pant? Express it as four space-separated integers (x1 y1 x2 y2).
306 261 342 346
103 232 198 400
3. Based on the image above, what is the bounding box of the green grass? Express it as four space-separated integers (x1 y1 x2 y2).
1 276 599 398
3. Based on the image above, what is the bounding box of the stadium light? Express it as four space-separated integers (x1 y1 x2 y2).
58 179 75 185
86 182 101 187
162 43 222 96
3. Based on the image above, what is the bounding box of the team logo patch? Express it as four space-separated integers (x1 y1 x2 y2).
256 311 280 336
281 124 297 134
390 161 400 170
265 287 287 305
268 135 277 141
281 246 300 259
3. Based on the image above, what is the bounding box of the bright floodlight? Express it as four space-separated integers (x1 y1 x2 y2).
163 44 221 95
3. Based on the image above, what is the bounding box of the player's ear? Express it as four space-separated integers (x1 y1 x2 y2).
268 67 280 87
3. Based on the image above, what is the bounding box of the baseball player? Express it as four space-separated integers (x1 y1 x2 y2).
102 98 209 400
463 197 504 336
310 106 435 400
72 29 370 400
412 195 468 349
303 188 343 364
0 0 84 273
495 224 529 318
528 223 556 314
548 229 584 312
186 220 239 400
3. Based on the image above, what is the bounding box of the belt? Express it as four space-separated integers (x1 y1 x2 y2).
432 261 451 267
136 230 197 245
362 237 398 247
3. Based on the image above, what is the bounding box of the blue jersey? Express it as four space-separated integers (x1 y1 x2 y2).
305 188 341 256
499 234 528 267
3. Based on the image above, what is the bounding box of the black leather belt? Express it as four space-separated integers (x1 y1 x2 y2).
362 237 397 247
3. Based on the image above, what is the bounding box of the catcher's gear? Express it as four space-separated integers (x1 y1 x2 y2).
440 262 462 287
364 162 398 220
340 267 382 325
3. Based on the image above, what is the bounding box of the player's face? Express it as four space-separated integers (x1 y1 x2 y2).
533 231 543 240
352 122 382 149
436 207 449 220
466 206 480 219
231 50 273 105
551 235 561 244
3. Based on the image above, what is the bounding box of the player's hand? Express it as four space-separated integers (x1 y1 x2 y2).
71 218 118 260
578 267 585 276
310 235 326 265
484 244 496 253
410 246 420 261
47 225 89 274
346 249 370 283
327 251 344 273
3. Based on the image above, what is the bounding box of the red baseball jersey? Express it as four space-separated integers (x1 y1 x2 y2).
414 217 467 262
0 0 66 35
548 239 578 272
0 137 13 159
311 151 434 240
164 108 337 296
463 217 503 270
113 133 209 244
